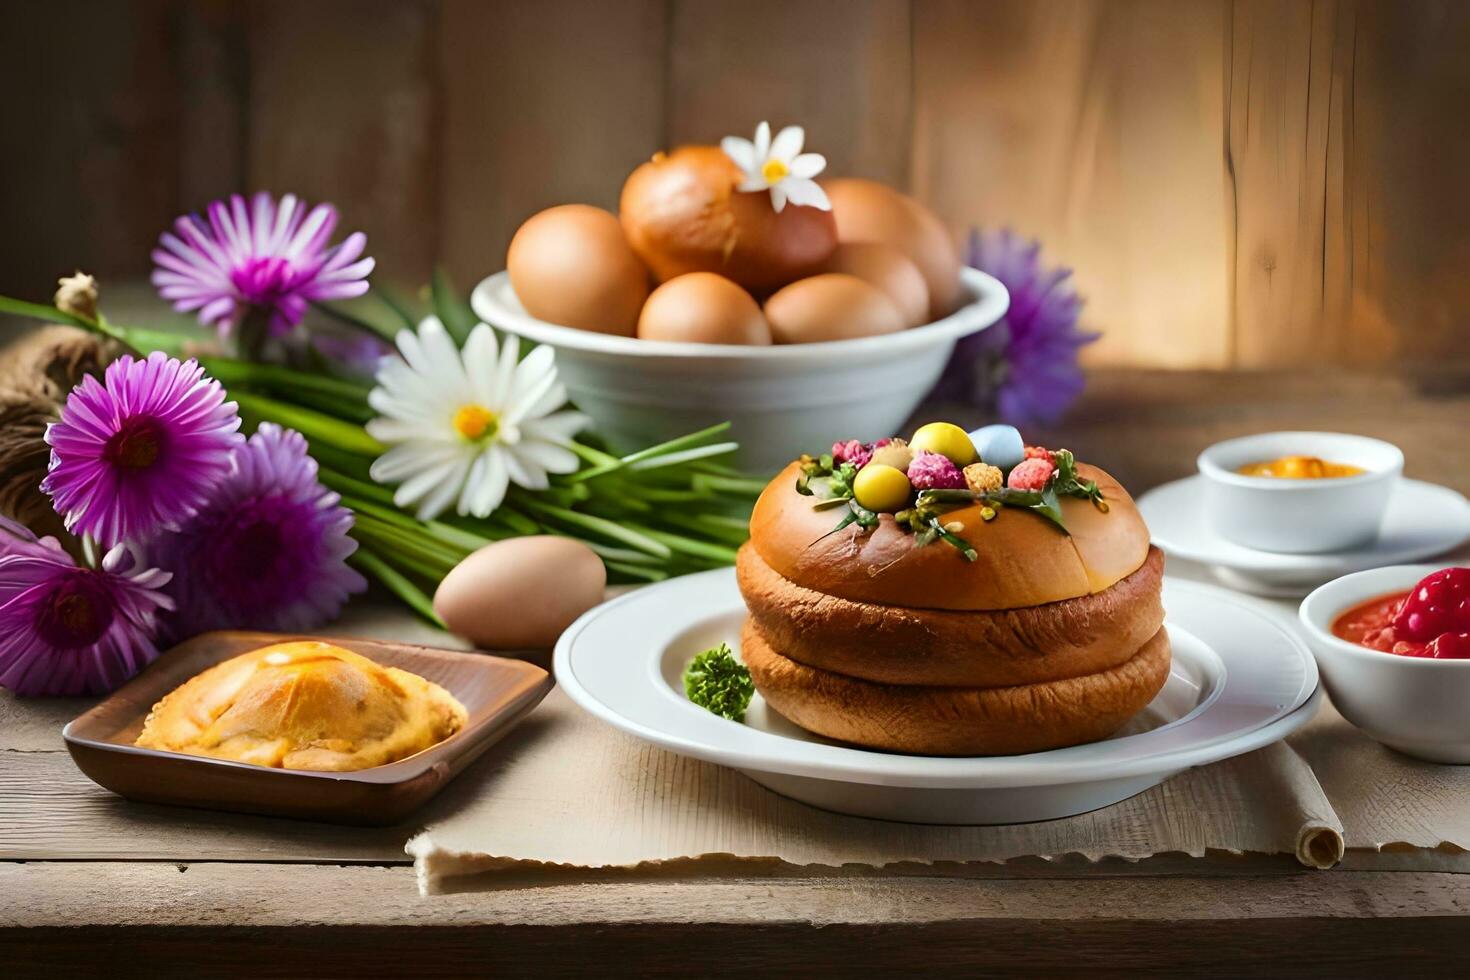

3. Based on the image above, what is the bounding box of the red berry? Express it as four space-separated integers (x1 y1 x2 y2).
1426 632 1470 659
1392 567 1470 642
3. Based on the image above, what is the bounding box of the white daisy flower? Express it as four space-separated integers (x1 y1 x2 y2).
721 121 831 213
366 317 590 520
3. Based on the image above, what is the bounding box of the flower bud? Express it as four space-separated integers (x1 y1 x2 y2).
55 272 98 321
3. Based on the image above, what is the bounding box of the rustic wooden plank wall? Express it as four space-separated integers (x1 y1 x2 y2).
0 0 1466 369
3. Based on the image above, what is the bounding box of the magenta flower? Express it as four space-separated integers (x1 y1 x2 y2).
932 229 1098 426
42 353 243 546
146 424 365 638
151 192 374 338
831 439 873 469
0 517 173 696
907 451 966 491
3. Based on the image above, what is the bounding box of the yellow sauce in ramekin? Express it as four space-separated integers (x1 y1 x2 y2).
1236 455 1365 479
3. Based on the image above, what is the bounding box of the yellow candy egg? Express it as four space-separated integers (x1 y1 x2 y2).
909 422 977 466
853 464 912 513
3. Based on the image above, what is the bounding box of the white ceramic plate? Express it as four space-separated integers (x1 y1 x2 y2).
1139 475 1470 594
555 570 1320 824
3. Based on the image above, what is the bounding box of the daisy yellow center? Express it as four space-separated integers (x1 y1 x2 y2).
761 158 789 183
453 404 498 442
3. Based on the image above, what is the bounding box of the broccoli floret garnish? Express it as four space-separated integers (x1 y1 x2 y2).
683 643 754 722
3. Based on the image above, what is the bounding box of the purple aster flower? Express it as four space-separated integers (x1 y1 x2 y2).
0 517 173 696
42 352 243 547
932 229 1099 426
151 192 375 339
146 423 366 639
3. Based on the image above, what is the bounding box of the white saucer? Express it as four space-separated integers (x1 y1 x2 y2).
1138 475 1470 595
555 570 1320 824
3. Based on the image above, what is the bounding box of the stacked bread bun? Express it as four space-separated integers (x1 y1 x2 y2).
505 129 963 344
736 448 1169 756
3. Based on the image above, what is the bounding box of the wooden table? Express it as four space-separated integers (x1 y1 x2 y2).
5 369 1470 977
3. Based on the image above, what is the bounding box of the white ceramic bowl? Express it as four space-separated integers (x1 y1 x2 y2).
1197 432 1403 554
471 267 1009 474
1300 564 1470 763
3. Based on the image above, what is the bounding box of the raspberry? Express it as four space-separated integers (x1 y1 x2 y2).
1023 445 1054 462
1393 567 1470 642
906 451 967 491
1007 456 1056 491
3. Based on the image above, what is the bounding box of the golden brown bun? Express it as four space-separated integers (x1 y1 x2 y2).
136 642 467 771
749 461 1152 611
620 146 837 292
743 620 1171 756
739 542 1165 687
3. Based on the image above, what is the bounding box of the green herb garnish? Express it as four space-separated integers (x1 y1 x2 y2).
683 643 754 722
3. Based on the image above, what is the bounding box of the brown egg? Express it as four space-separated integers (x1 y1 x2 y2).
821 242 930 327
620 146 837 293
507 204 649 336
637 273 772 345
763 274 906 344
823 178 962 321
433 537 606 650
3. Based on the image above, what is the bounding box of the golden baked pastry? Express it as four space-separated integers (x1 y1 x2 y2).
136 641 467 771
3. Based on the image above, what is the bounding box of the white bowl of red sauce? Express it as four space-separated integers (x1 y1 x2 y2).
1299 564 1470 763
1197 432 1403 554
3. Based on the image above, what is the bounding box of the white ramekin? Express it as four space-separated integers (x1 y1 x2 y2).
471 267 1009 474
1300 564 1470 763
1197 432 1403 554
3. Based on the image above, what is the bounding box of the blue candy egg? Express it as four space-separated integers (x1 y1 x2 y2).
969 424 1025 472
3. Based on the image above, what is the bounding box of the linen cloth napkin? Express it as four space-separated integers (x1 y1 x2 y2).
407 684 1345 894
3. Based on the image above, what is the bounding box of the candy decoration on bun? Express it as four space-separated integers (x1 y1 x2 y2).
968 424 1025 473
720 122 831 213
795 423 1108 563
909 422 977 467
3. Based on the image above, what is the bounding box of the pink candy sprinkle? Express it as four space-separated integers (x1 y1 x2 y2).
830 439 872 469
907 451 967 491
1007 456 1056 491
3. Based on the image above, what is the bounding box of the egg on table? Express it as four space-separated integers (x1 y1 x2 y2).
637 272 772 345
821 242 930 327
620 146 837 293
763 273 907 344
434 536 607 650
823 178 962 321
507 204 650 336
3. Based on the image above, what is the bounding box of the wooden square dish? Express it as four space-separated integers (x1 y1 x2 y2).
62 631 552 826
